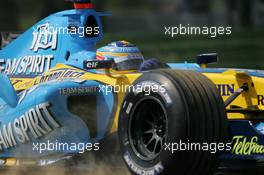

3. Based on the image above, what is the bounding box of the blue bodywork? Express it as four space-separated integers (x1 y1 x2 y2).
0 5 263 164
0 9 106 78
0 7 115 159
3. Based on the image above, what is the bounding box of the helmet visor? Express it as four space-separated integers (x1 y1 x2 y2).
114 58 143 71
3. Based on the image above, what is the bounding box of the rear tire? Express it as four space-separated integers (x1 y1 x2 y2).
118 69 228 175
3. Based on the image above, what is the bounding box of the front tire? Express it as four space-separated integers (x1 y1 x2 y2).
118 69 228 175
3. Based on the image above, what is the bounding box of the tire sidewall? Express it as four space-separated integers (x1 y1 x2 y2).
118 72 189 175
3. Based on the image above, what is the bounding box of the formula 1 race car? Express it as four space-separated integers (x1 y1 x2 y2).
0 0 263 175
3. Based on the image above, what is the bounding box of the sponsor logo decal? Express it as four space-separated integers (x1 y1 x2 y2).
258 95 264 106
11 79 23 86
31 23 58 52
85 61 99 69
83 60 113 70
124 151 164 175
231 136 264 155
34 68 85 84
0 102 60 151
216 84 235 96
0 23 58 76
125 102 133 115
59 87 99 95
0 55 53 75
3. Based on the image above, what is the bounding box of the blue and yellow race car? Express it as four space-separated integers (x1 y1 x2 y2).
0 0 263 174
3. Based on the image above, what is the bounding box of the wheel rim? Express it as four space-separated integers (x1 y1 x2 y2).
128 96 168 161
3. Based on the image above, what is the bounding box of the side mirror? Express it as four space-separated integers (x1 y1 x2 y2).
0 74 18 108
196 53 218 68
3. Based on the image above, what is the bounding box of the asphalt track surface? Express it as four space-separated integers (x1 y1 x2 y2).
1 157 264 175
0 167 130 175
1 167 263 175
1 157 263 175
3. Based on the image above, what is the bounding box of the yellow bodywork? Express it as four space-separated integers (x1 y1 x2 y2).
10 64 264 135
205 70 264 120
11 64 141 135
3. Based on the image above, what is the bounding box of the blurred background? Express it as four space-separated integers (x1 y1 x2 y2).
0 0 264 69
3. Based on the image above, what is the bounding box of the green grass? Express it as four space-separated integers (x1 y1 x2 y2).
101 29 264 69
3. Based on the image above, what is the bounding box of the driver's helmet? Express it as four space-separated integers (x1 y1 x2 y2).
96 41 144 71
